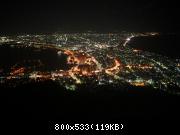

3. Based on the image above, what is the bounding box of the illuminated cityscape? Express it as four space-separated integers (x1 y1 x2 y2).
0 32 180 94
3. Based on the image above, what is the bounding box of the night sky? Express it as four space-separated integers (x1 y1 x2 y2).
0 0 179 34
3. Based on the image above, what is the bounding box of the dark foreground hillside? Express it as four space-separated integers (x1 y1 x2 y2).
1 81 180 133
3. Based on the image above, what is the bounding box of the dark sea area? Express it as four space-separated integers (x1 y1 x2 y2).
128 33 180 59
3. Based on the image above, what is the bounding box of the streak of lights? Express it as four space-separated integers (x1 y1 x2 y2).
130 82 145 87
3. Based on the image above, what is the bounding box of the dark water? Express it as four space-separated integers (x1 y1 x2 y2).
0 45 69 72
128 34 180 59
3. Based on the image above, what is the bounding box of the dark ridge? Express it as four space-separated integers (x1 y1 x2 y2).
1 80 180 133
1 80 179 119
